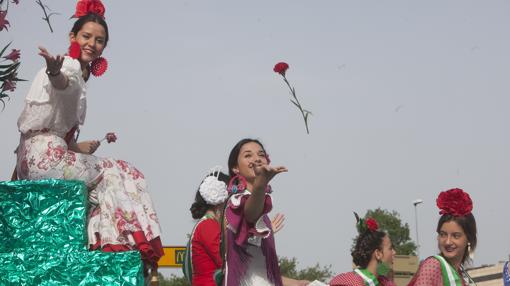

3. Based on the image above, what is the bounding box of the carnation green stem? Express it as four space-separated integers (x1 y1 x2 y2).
282 75 310 134
36 0 55 33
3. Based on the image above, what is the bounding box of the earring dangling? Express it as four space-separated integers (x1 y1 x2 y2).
90 57 108 77
468 242 474 259
68 41 81 59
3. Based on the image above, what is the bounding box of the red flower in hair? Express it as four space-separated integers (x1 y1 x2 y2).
436 188 473 217
74 0 105 18
366 218 379 232
273 62 289 76
68 42 81 59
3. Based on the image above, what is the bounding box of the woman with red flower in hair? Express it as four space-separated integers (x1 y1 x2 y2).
329 213 397 286
408 188 477 286
14 0 163 282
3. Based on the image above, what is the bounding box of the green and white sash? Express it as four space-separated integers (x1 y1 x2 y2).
433 255 463 286
354 268 379 286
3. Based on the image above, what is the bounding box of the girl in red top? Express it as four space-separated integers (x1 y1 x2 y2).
329 214 397 286
187 168 230 286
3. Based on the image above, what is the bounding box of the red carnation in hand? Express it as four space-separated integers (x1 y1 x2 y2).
105 132 117 143
273 62 289 76
436 188 473 217
74 0 105 18
366 218 379 232
69 41 81 59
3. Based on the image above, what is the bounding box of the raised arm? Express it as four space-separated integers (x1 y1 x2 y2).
244 164 287 223
38 46 69 90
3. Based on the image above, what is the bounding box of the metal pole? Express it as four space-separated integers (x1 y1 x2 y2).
414 204 420 258
413 199 423 258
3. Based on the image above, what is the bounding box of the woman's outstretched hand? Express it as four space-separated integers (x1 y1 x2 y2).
38 46 64 75
252 163 288 189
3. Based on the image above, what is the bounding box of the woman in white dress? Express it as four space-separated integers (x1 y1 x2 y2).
14 0 162 279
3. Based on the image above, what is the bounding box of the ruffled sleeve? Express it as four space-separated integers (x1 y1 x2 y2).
225 190 273 247
18 56 86 136
408 257 443 286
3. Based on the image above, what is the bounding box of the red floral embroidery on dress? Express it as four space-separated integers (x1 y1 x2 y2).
116 160 129 172
131 167 144 180
115 160 145 180
102 160 113 168
115 208 142 233
65 151 77 166
45 141 65 162
37 160 49 171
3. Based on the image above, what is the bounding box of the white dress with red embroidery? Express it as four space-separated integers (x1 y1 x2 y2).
15 56 163 270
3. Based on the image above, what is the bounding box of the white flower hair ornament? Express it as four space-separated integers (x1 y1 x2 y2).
198 166 228 206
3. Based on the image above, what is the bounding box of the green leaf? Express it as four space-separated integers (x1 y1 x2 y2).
290 99 300 109
0 42 12 58
0 62 20 77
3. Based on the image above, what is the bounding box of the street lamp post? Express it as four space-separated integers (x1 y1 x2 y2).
413 199 424 258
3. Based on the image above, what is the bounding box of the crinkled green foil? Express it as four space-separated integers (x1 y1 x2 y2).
0 246 143 285
0 179 87 251
0 179 144 285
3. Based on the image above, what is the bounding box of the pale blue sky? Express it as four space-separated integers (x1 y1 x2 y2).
1 0 509 276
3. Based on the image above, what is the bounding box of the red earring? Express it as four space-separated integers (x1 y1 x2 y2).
90 57 108 77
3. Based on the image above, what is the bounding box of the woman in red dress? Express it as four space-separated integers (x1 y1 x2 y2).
184 168 229 286
408 188 477 286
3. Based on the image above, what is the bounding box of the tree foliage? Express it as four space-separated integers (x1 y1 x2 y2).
158 273 189 286
279 256 333 282
364 208 417 255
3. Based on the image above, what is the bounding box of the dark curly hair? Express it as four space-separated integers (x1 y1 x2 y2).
189 171 229 219
351 229 387 268
436 213 477 264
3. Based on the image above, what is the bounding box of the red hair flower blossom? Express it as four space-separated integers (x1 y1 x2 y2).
436 188 473 217
74 0 105 18
273 62 289 76
366 218 379 232
68 41 81 59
